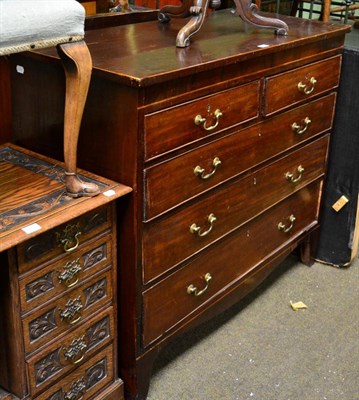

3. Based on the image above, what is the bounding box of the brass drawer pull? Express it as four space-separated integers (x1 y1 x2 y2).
63 335 87 365
59 296 83 325
285 165 304 184
187 273 212 296
194 157 221 179
64 377 86 400
291 117 311 135
297 77 317 95
278 214 296 233
194 109 223 131
190 213 217 237
56 223 82 252
58 258 82 288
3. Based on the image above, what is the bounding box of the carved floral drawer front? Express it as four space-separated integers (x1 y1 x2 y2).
143 135 329 284
19 235 112 314
264 56 341 115
33 344 115 400
17 205 112 274
22 269 113 355
27 307 114 395
144 81 260 161
144 93 335 220
143 180 322 346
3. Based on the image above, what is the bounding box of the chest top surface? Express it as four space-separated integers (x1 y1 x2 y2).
78 10 350 84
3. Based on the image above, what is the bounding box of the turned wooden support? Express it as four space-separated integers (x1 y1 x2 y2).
57 41 100 197
159 0 289 47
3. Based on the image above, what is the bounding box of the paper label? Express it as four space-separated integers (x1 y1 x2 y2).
332 195 349 212
22 223 41 234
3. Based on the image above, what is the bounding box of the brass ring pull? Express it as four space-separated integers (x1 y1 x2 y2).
194 109 223 131
69 314 82 325
56 223 82 253
63 233 81 252
190 213 217 237
194 157 221 180
278 214 296 233
285 165 304 184
187 273 212 296
297 77 317 95
292 117 312 135
291 117 311 135
64 336 87 365
58 259 82 288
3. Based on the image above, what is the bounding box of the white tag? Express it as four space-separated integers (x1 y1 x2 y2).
257 44 269 48
16 65 25 74
22 223 41 234
103 189 116 197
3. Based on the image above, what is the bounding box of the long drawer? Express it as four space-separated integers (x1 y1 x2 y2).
22 268 113 354
17 205 112 273
143 135 329 283
144 81 260 160
27 307 114 395
19 235 112 314
33 344 115 400
144 93 335 220
143 180 322 346
264 56 341 115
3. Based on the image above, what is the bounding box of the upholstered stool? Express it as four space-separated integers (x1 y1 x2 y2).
0 0 99 197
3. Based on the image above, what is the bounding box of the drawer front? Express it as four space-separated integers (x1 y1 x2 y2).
33 344 115 400
143 136 329 283
143 180 322 346
19 235 112 314
22 269 113 354
144 93 335 219
144 81 260 160
17 205 112 273
144 135 329 283
27 307 114 395
264 56 341 115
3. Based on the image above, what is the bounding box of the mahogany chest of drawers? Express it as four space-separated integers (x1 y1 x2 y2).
0 145 131 400
7 10 350 400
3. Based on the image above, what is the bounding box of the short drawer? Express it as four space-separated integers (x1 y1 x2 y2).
22 268 113 355
144 93 335 219
144 81 260 160
143 180 322 346
19 235 112 314
143 135 329 283
33 344 115 400
27 307 114 395
264 55 341 115
17 204 112 273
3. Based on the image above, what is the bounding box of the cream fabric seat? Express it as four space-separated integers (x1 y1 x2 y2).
0 0 99 197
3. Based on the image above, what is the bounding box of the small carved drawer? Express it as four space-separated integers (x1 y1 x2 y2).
17 204 112 273
144 81 260 160
27 307 114 396
22 268 113 355
144 93 335 220
19 235 112 314
33 344 115 400
143 180 322 346
143 135 329 283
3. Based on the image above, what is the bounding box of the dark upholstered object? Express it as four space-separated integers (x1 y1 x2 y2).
316 46 359 266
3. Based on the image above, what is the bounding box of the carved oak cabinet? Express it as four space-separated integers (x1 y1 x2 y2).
8 10 350 400
0 145 131 400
